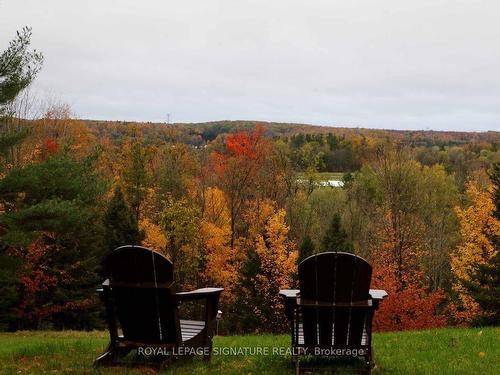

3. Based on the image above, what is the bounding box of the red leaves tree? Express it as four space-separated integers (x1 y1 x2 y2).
371 249 447 331
43 138 59 157
208 125 272 248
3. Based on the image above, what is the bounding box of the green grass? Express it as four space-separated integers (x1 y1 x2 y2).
0 327 498 374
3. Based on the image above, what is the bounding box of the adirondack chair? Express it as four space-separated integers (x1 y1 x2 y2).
94 245 223 367
280 252 387 374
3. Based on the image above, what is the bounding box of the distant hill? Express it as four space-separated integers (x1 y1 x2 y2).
82 119 500 147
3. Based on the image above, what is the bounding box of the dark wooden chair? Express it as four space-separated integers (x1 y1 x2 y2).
280 252 387 374
94 245 223 367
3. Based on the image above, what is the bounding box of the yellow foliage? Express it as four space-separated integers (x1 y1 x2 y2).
139 218 167 254
254 208 298 290
203 187 231 228
201 221 239 298
200 188 240 301
243 199 276 239
451 182 500 322
248 200 298 331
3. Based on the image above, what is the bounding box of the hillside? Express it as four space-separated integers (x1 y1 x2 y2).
82 119 500 147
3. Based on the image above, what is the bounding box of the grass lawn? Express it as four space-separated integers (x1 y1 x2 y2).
0 327 497 374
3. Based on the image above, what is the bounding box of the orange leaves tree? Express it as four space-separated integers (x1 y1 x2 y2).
450 181 500 324
31 104 94 160
371 239 447 331
140 217 167 253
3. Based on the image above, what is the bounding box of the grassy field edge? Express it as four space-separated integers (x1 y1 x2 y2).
0 327 498 374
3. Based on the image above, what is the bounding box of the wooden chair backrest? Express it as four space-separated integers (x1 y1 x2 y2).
298 252 372 348
105 245 180 344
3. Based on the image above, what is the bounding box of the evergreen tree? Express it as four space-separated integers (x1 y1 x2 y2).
160 197 200 285
0 28 43 330
299 234 315 261
104 186 143 252
464 162 500 325
1 27 43 172
0 254 22 330
463 253 500 326
0 152 106 329
322 213 353 253
0 27 43 118
233 247 262 333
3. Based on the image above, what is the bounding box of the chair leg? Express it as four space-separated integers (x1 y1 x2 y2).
203 331 213 362
94 342 117 367
94 342 132 367
365 348 374 374
203 343 212 362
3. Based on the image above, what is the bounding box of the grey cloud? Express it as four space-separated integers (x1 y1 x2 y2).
1 0 499 130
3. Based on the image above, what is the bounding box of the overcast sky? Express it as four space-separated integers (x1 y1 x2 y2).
1 0 499 131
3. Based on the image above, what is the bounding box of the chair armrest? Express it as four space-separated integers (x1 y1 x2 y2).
369 289 388 310
101 278 174 289
96 279 110 298
280 288 388 315
279 289 300 321
298 297 373 308
176 287 224 301
96 279 118 342
369 289 388 301
177 288 224 339
279 289 300 299
280 289 387 301
96 279 110 293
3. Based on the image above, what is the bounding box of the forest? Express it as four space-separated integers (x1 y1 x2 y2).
1 28 499 335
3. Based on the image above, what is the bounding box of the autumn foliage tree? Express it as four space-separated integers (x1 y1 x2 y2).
350 147 451 330
209 125 272 248
371 243 447 331
253 206 298 331
463 163 500 325
200 187 238 301
234 200 298 332
451 179 500 324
